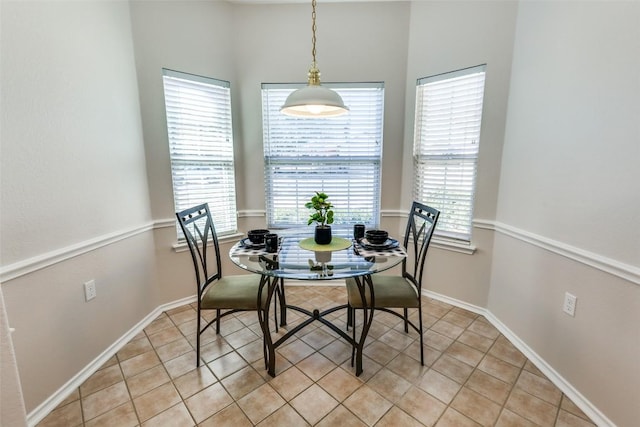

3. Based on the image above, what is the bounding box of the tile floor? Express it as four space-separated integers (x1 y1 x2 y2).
37 285 597 426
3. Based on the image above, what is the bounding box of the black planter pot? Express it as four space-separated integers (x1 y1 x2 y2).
314 226 332 245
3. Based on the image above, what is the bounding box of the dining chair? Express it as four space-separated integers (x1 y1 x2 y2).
346 201 440 365
176 203 278 367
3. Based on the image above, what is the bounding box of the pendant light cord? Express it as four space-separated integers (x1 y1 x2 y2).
311 0 317 65
307 0 321 85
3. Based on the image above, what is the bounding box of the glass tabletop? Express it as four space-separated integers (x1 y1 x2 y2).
229 228 405 280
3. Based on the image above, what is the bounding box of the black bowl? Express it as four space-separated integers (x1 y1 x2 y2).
365 229 389 245
248 229 270 244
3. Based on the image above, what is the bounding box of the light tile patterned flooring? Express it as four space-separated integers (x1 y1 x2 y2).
38 285 597 427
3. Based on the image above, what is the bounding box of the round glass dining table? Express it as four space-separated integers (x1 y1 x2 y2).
229 228 405 377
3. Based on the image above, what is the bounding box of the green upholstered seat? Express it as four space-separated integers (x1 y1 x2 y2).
346 275 419 309
201 275 270 310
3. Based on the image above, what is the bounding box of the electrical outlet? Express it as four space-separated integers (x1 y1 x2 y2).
84 280 97 301
563 292 577 316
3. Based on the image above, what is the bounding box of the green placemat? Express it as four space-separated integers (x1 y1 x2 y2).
299 237 352 252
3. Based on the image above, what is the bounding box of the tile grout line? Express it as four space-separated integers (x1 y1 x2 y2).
36 288 597 427
162 311 199 426
114 347 143 427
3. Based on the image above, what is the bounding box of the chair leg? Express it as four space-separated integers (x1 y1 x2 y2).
196 308 202 367
273 291 279 333
278 278 287 327
418 307 424 365
262 307 269 370
350 308 357 367
216 309 221 334
403 308 409 333
346 304 352 330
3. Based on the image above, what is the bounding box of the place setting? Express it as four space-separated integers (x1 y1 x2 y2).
352 226 406 257
232 229 282 256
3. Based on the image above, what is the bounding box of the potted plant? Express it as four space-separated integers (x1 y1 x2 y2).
305 191 334 244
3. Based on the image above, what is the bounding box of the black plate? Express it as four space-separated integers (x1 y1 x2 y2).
240 237 265 249
358 237 399 250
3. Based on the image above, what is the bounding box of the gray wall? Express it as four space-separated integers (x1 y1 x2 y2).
1 1 637 425
128 0 245 291
403 0 518 307
230 2 411 219
1 0 158 412
488 2 640 426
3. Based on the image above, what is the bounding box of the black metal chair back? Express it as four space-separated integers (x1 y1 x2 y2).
401 201 440 293
176 203 283 369
176 203 222 301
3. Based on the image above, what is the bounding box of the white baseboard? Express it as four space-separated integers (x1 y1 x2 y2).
26 295 197 427
422 289 614 427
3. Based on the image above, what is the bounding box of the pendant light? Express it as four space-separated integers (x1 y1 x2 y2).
280 0 349 117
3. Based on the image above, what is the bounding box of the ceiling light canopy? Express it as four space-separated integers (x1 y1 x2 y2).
280 0 349 118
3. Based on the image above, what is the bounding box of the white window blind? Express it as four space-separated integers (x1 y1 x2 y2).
162 69 238 237
413 65 486 242
262 83 384 228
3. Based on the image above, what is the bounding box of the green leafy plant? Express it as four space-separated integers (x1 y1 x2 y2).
305 192 334 227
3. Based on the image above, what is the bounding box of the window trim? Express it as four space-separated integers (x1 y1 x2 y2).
413 64 487 244
162 68 238 240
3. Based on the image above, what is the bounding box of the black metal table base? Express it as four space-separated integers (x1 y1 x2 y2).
257 275 375 377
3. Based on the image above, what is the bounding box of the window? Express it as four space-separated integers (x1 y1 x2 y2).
262 83 384 228
162 69 238 237
413 65 486 242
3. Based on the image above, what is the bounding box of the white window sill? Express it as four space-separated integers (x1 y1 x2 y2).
172 232 244 253
430 237 476 255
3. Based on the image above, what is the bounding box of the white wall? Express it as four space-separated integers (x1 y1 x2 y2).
0 1 152 261
130 1 414 287
403 1 518 306
130 0 236 221
489 2 640 426
495 1 640 264
128 0 250 286
0 0 158 412
231 1 411 227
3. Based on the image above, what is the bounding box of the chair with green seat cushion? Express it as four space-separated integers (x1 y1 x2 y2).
176 203 279 367
346 201 439 365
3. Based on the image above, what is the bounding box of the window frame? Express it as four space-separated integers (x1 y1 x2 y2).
413 64 487 244
162 68 238 239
